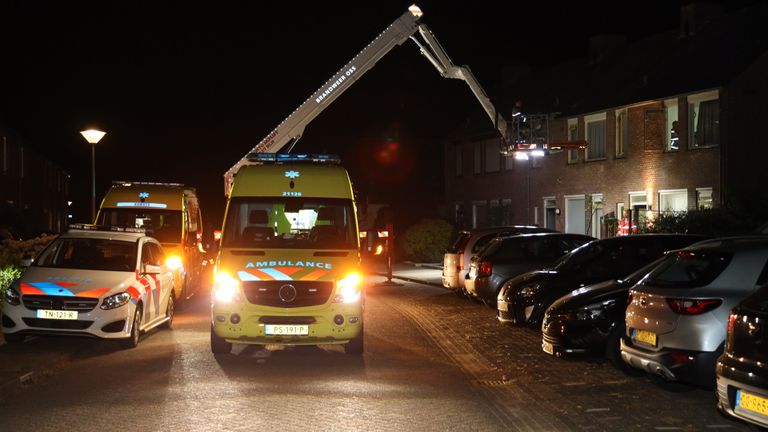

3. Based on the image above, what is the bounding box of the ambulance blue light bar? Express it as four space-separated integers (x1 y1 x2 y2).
246 153 341 164
116 202 168 209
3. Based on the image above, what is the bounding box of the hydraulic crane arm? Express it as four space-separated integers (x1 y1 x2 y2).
224 5 506 195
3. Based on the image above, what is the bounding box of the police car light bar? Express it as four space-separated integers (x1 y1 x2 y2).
67 224 147 234
246 153 341 164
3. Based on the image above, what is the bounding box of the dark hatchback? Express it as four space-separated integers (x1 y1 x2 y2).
464 233 592 306
540 258 665 365
716 284 768 429
498 234 707 327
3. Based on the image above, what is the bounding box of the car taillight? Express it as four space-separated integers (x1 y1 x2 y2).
727 312 737 334
458 253 464 271
478 260 492 277
666 298 722 315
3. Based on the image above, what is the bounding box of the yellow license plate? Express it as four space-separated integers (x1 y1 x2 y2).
737 390 768 417
633 328 657 346
265 324 309 336
36 309 78 320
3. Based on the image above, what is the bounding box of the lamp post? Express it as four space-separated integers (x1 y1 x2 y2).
80 129 106 222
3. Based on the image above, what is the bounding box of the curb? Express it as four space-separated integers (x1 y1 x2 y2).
373 272 444 288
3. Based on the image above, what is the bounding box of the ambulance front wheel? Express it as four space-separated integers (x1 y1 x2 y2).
344 325 364 355
210 324 232 354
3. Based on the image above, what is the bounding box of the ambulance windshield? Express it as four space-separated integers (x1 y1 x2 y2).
98 209 182 244
223 198 356 249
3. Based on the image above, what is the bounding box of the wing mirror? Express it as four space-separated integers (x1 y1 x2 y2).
142 263 161 275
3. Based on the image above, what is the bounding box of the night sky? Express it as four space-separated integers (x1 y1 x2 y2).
0 1 750 228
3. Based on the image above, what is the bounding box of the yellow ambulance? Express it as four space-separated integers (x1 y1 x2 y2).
96 181 204 308
211 154 364 355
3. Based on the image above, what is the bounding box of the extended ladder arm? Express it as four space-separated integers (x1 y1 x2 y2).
410 24 507 140
224 6 425 195
224 5 508 195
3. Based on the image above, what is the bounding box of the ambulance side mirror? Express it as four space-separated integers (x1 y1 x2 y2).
142 263 161 275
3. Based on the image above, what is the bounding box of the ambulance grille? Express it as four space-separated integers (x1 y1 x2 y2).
242 281 333 308
22 295 99 312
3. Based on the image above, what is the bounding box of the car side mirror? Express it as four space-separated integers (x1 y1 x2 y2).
142 263 161 275
20 254 33 268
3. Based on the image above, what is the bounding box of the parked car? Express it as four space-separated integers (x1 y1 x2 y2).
1 224 176 348
621 236 768 387
464 233 592 306
716 284 768 429
441 226 555 295
500 235 704 327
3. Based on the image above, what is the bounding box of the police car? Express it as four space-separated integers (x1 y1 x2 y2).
1 224 176 348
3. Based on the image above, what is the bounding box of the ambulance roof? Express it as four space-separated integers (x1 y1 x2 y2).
100 182 195 211
230 163 353 199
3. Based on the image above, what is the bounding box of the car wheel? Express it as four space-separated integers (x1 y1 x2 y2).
3 333 25 344
163 295 175 329
120 307 142 349
344 325 364 355
210 324 232 354
605 326 641 375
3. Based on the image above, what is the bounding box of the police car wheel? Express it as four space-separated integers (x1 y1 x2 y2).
344 325 364 355
163 295 175 330
120 307 142 349
210 324 232 354
3 333 25 344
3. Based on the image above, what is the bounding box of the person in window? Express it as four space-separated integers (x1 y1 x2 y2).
617 210 638 236
670 120 679 150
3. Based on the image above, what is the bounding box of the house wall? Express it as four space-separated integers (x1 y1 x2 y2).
445 92 721 235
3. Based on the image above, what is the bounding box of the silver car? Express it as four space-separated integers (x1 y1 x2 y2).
620 236 768 387
441 226 553 294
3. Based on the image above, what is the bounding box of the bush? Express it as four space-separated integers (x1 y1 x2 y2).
647 208 758 236
399 219 453 263
0 234 56 296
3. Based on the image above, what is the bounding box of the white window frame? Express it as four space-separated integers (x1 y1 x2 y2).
658 188 689 214
615 109 627 157
687 90 719 149
696 187 713 209
567 118 579 163
544 197 557 230
564 194 586 234
590 193 604 239
664 98 679 152
585 112 607 161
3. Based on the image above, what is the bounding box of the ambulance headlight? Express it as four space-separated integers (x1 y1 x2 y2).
214 272 240 303
166 255 183 271
101 292 131 310
334 273 362 303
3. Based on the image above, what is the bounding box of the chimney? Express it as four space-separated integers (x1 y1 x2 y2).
680 1 723 38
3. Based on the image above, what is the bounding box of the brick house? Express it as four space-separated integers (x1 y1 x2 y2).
444 3 768 237
0 124 70 237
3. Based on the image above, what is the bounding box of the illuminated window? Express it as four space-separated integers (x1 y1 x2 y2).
688 90 719 149
665 98 679 151
696 187 713 209
659 189 688 214
585 113 607 160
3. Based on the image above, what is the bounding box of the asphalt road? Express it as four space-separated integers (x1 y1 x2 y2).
0 273 752 431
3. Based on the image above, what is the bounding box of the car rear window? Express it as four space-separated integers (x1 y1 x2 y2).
448 232 471 253
472 234 497 254
644 250 733 288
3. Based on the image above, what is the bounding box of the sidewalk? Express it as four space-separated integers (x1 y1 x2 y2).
367 262 444 287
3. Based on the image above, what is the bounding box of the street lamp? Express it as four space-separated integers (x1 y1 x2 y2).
80 129 106 222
